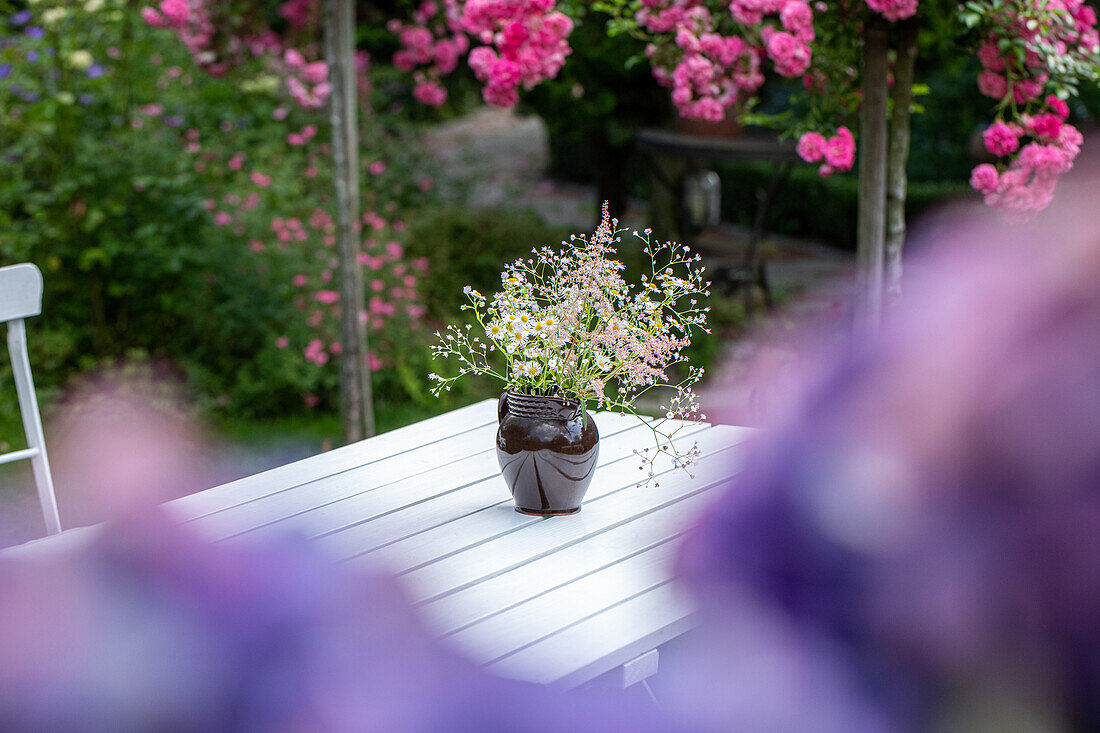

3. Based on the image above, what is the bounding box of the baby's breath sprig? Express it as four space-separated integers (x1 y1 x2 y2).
429 202 711 482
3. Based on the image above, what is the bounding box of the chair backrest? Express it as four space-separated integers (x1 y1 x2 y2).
0 262 61 535
0 263 44 323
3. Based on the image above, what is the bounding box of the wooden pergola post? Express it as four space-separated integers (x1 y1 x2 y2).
855 16 890 338
324 0 375 441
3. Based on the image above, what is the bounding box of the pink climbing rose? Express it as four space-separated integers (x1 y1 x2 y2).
796 131 828 162
969 163 999 195
983 121 1021 157
823 127 855 171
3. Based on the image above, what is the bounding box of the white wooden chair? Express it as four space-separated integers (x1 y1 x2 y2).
0 263 61 535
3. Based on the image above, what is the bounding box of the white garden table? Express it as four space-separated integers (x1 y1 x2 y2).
7 398 753 690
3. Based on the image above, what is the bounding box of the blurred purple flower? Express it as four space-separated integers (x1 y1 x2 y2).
10 10 31 26
25 49 37 62
85 63 105 79
0 63 11 79
77 93 94 105
671 149 1100 731
0 512 674 732
24 25 43 39
12 86 38 103
163 114 184 127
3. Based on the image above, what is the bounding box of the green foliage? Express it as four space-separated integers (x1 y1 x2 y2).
520 9 668 187
0 1 438 431
402 206 571 322
715 161 968 248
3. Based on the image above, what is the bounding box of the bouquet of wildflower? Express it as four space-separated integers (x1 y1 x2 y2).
429 203 711 479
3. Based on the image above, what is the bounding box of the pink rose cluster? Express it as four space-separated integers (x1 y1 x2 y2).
966 0 1096 213
462 0 574 107
389 1 471 108
970 97 1083 214
655 24 762 121
795 126 855 176
635 0 707 33
640 0 814 121
142 1 334 111
141 1 225 72
390 0 574 108
975 0 1096 105
863 0 918 22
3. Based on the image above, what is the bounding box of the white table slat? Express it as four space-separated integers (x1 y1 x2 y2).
204 410 659 545
390 426 749 604
486 582 696 688
187 422 500 540
9 397 754 691
418 489 715 637
169 398 498 520
309 417 713 564
444 540 681 665
342 424 738 577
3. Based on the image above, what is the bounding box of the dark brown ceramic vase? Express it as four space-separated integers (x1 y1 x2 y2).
496 391 600 516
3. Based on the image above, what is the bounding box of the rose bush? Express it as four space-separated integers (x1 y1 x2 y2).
385 0 1100 216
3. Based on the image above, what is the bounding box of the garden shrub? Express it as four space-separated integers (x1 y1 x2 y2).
0 1 439 427
403 205 572 322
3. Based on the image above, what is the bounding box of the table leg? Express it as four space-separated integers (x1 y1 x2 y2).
745 161 791 313
616 648 659 689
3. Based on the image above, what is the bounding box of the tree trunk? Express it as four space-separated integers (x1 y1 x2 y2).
324 0 375 442
885 22 919 303
855 17 891 337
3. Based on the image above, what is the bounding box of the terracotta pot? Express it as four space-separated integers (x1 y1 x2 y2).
495 391 600 516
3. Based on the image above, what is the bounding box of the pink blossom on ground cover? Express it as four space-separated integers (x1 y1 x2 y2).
173 100 431 408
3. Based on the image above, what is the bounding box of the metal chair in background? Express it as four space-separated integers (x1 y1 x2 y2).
0 263 61 535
